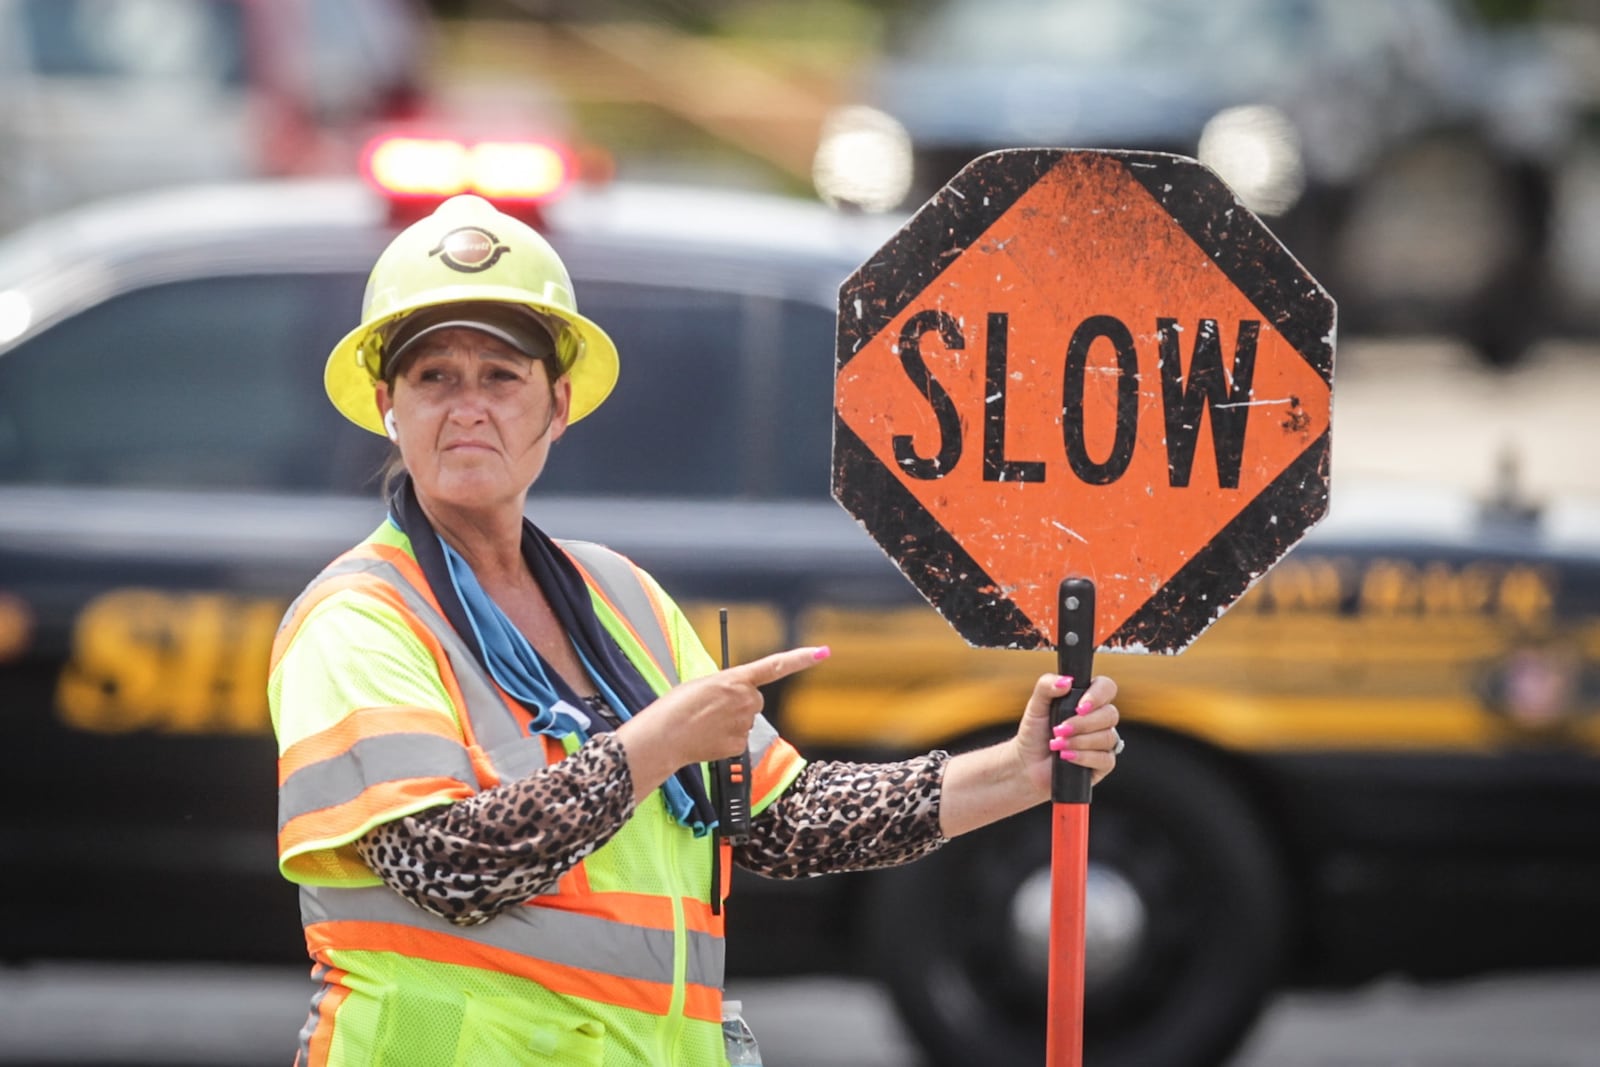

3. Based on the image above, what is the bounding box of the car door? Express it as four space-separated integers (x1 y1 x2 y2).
0 266 389 961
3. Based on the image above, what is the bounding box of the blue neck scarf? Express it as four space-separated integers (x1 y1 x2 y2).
387 476 714 835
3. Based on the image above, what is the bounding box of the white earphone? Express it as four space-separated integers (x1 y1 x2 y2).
383 410 399 442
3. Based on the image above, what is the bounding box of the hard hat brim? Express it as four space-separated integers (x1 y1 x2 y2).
325 287 620 436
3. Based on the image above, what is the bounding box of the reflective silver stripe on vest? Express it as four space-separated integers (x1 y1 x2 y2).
302 884 724 988
279 733 476 830
747 714 780 770
564 540 776 764
294 554 548 783
560 540 680 688
686 928 726 989
295 964 337 1065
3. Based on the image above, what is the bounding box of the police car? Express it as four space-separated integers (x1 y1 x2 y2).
2 141 1598 1067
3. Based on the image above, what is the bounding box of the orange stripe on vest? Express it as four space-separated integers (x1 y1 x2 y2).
528 889 675 930
278 706 464 786
751 736 805 805
682 980 724 1024
280 776 474 856
303 967 349 1067
306 920 673 1016
272 571 476 730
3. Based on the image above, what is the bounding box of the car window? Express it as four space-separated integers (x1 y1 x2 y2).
0 270 838 501
531 281 837 501
0 272 384 494
19 0 246 87
533 282 745 499
772 296 838 499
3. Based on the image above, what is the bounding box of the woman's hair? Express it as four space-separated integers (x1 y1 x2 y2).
378 446 409 501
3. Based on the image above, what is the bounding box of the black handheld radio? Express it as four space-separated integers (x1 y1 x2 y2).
713 608 752 844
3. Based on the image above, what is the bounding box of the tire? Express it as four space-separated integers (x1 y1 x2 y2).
866 731 1289 1067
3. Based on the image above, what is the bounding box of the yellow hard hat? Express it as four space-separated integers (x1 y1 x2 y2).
325 194 619 435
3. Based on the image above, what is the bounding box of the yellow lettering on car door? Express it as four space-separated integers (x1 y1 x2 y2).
57 589 283 734
57 590 171 732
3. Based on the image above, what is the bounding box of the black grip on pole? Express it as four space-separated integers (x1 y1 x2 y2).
1051 578 1096 805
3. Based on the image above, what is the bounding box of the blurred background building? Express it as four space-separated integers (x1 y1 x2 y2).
3 0 1600 367
6 0 1598 370
409 0 1600 367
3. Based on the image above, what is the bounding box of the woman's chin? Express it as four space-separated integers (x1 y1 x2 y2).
422 468 527 510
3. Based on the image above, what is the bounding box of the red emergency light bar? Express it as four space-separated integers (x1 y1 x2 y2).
361 134 575 205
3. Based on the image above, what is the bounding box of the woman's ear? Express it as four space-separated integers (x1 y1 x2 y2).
374 383 397 442
549 376 573 442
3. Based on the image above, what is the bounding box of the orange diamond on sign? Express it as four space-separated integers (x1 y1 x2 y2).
833 151 1334 652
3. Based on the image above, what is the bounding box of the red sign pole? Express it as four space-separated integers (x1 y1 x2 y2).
1047 579 1096 1067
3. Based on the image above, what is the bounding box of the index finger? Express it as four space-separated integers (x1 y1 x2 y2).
727 645 831 687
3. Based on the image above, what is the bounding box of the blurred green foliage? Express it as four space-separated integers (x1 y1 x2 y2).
1494 0 1600 26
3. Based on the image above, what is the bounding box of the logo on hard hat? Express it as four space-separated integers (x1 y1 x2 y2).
428 226 510 273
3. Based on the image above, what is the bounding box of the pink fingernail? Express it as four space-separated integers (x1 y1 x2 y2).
1048 738 1069 752
1053 721 1074 738
1059 749 1079 761
1076 699 1093 715
1054 675 1074 690
812 646 832 661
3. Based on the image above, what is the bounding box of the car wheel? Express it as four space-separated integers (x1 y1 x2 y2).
865 731 1289 1067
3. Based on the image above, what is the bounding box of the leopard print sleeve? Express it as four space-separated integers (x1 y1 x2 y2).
736 751 951 879
354 732 635 927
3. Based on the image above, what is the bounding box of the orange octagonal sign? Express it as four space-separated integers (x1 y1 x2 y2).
832 150 1335 653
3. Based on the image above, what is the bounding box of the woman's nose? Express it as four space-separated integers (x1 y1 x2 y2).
445 384 490 421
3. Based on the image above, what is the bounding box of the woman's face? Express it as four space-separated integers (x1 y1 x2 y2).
375 326 571 514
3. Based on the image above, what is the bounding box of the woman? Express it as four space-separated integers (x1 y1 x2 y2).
270 194 1121 1066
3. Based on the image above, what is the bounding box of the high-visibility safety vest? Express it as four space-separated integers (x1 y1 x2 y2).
269 522 805 1066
